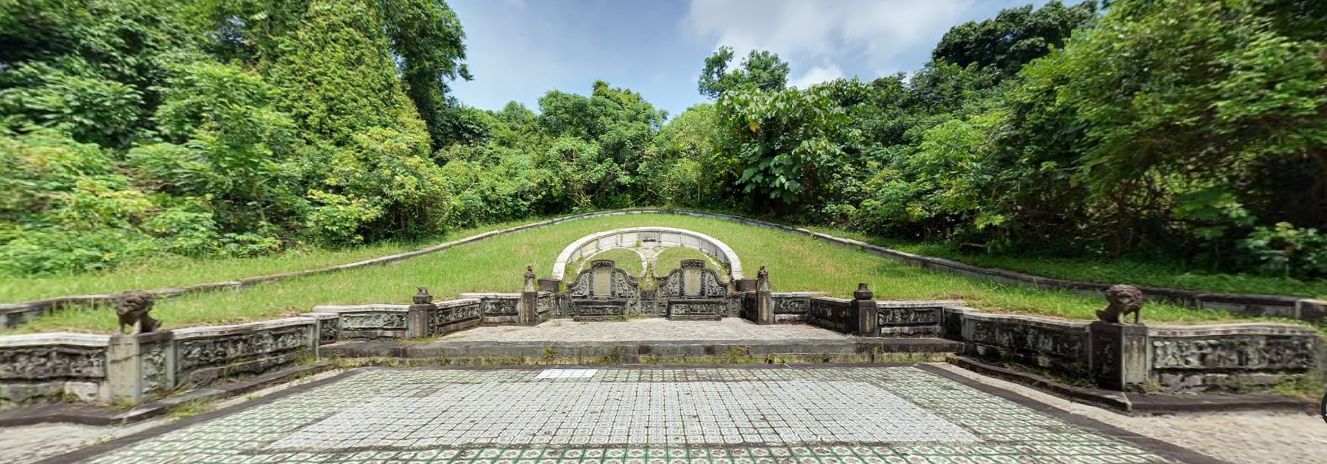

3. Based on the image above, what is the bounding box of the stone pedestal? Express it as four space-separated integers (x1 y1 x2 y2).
406 302 437 339
106 331 175 405
852 284 879 337
1088 322 1149 391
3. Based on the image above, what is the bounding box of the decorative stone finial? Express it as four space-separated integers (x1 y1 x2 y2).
116 292 161 334
524 265 537 292
1097 284 1144 324
413 287 432 305
756 265 771 292
853 283 873 301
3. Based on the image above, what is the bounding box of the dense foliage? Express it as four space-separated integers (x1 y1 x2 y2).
2 0 1324 281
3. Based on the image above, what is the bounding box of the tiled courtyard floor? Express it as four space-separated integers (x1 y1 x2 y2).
75 366 1189 464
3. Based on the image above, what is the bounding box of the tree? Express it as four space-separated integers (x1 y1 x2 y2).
698 46 790 98
932 0 1097 78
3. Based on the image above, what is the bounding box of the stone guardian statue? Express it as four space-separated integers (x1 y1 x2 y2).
116 292 162 334
1096 284 1144 324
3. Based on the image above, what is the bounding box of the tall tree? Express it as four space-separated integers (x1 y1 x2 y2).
698 46 790 98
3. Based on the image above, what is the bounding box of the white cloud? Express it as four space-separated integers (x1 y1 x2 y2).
790 65 844 88
685 0 975 68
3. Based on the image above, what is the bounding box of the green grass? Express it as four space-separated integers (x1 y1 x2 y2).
6 213 1305 334
0 218 541 303
572 248 645 276
806 227 1327 299
654 247 720 273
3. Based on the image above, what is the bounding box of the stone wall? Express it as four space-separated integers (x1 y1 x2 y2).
431 299 483 336
876 300 960 337
769 292 823 323
806 297 854 333
945 307 1091 377
1149 324 1319 393
0 333 109 402
172 318 317 387
460 293 523 324
313 304 408 339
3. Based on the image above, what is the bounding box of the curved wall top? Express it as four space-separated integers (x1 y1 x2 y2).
550 227 743 281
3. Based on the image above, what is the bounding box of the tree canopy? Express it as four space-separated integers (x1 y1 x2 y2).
3 0 1324 280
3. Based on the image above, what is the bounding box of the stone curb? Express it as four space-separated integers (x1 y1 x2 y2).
0 362 335 427
3 208 1318 328
320 337 964 363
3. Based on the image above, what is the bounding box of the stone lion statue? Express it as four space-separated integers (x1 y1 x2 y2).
1096 284 1144 324
116 292 162 334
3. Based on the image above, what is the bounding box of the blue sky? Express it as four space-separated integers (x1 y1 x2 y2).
449 0 1075 118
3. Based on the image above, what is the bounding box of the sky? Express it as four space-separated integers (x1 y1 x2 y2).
448 0 1074 118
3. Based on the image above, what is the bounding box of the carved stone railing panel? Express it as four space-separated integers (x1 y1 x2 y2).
173 318 315 385
431 299 482 335
807 297 853 333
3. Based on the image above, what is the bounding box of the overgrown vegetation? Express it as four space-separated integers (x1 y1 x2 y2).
2 0 1323 292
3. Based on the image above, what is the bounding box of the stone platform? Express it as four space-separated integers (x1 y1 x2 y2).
52 366 1220 464
321 319 962 364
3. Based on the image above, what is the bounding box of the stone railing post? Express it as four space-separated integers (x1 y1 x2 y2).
852 283 879 337
405 288 437 339
106 331 175 405
754 266 774 325
521 266 539 325
1088 322 1150 390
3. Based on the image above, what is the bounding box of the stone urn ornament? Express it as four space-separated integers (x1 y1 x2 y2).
413 287 433 305
1096 284 1144 324
524 265 537 292
116 292 162 334
853 283 874 301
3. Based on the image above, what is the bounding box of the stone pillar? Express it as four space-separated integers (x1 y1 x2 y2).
405 288 437 339
521 266 540 325
1088 322 1150 391
754 266 774 325
106 331 175 405
1296 299 1326 323
852 283 879 337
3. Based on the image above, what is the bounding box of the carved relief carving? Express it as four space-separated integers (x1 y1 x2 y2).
432 303 481 331
176 326 310 372
1152 336 1315 371
340 312 407 330
876 307 940 326
0 346 106 380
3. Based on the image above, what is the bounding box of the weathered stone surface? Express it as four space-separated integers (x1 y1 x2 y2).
1151 335 1316 371
174 319 313 384
960 313 1089 374
666 301 725 320
339 312 407 331
0 345 107 381
807 297 853 333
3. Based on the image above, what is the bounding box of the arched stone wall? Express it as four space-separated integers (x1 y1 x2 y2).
551 227 744 281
